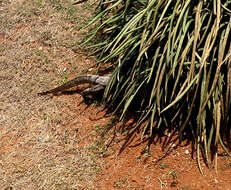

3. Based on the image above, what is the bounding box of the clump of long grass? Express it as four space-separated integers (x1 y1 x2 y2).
85 0 231 173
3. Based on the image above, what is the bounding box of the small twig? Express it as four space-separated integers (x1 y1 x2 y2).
158 177 167 189
73 0 88 5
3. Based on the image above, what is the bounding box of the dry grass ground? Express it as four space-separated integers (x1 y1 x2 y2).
0 0 106 189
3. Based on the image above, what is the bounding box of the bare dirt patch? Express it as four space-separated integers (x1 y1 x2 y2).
95 123 231 190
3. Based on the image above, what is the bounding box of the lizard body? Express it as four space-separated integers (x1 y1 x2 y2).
38 74 111 96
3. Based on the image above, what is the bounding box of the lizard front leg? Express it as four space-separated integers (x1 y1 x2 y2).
82 84 105 96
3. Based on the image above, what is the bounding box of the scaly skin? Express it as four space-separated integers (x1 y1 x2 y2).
38 74 111 95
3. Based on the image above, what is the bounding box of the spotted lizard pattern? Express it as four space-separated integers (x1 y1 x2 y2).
38 74 111 96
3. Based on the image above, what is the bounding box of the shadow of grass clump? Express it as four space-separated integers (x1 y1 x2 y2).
84 0 231 173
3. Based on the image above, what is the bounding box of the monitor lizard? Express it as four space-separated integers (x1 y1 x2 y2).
38 74 111 96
